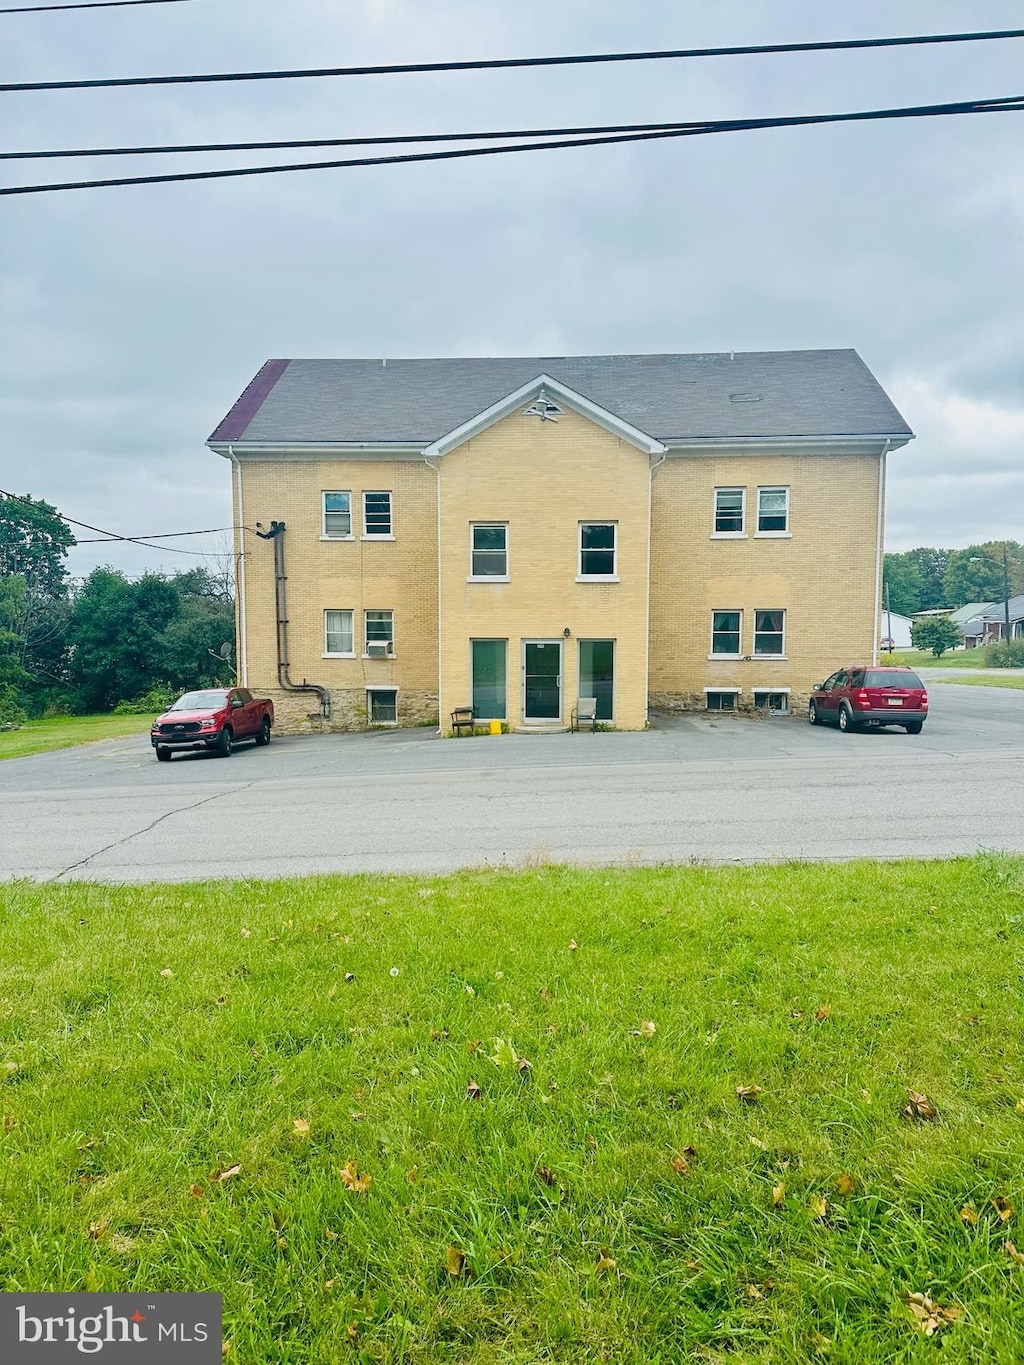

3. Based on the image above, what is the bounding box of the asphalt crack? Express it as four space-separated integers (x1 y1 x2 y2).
49 781 258 881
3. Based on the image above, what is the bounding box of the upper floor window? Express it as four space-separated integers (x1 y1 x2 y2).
324 609 354 657
470 523 508 578
754 609 786 656
711 610 742 657
579 522 617 578
714 488 745 535
363 491 392 537
364 609 394 656
757 487 790 534
322 491 352 538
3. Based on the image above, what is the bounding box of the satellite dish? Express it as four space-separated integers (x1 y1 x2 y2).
219 641 233 660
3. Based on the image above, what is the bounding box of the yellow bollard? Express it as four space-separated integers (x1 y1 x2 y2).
489 719 502 736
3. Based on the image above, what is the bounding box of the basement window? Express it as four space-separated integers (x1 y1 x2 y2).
704 689 740 712
367 688 398 725
754 690 790 715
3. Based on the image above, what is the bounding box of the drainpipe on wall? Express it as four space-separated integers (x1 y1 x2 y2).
255 520 332 719
229 447 248 686
872 439 891 668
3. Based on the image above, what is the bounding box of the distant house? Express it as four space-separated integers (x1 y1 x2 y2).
951 602 996 648
974 595 1024 645
879 610 914 650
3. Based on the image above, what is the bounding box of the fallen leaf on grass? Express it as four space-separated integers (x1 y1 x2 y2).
445 1245 467 1277
350 1110 366 1122
87 1221 108 1240
671 1147 698 1175
906 1292 962 1336
108 1235 135 1254
836 1174 856 1196
814 1006 832 1022
405 1166 418 1184
991 1196 1015 1223
959 1205 978 1226
1004 1241 1024 1264
539 988 552 1001
903 1090 938 1121
748 1135 768 1150
339 1161 371 1195
2 1114 16 1132
429 1028 449 1042
537 1165 558 1186
568 939 578 952
209 1163 241 1183
292 1118 310 1135
595 1251 617 1274
346 1323 358 1341
772 1184 785 1208
159 969 174 979
466 1080 482 1100
324 1228 339 1241
240 928 251 938
737 1084 764 1103
640 1021 657 1038
188 1184 205 1199
860 1089 872 1104
746 1284 763 1300
809 1195 828 1220
790 1010 805 1021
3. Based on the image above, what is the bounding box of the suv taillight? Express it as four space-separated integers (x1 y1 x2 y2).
921 692 928 707
855 690 869 707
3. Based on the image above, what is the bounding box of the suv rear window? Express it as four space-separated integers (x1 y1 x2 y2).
864 670 923 689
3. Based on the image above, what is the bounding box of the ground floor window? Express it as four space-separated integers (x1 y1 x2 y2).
578 639 615 720
367 688 397 724
754 690 789 715
472 639 507 719
705 689 739 711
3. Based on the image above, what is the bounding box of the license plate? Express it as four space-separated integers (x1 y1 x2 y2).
886 698 903 706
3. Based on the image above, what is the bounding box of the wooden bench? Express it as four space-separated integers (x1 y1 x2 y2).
450 707 476 735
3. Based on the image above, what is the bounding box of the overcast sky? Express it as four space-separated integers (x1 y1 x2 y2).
2 0 1022 579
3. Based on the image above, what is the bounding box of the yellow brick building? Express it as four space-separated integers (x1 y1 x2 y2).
208 352 912 733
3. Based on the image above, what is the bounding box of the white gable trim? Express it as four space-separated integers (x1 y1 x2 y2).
421 374 668 458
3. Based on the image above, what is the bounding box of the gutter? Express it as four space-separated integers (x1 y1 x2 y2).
872 440 891 668
424 454 442 733
646 450 667 723
255 521 331 719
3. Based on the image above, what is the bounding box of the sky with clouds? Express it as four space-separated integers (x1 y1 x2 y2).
2 0 1022 579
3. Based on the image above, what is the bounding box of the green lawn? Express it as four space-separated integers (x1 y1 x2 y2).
893 649 991 669
930 675 1024 691
2 859 1024 1361
0 713 148 760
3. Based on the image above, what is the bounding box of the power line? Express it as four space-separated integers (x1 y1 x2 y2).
2 27 1023 93
0 0 197 12
0 488 234 556
1 95 1020 196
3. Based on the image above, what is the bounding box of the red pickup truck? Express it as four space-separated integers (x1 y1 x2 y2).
151 687 274 761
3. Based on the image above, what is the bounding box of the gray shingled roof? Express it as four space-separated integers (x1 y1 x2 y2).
208 350 912 446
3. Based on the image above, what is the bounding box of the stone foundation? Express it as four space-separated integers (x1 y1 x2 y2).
650 691 808 716
259 687 439 735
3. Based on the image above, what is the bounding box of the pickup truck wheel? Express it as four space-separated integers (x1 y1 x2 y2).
254 717 271 747
215 727 233 758
155 745 171 762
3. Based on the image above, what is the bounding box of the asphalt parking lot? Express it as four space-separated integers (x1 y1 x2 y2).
2 677 1023 882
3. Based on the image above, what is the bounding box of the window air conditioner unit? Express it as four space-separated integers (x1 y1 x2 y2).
367 641 391 658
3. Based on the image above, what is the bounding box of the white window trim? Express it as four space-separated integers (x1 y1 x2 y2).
702 686 742 693
362 490 393 538
713 487 746 536
323 609 355 658
709 609 743 659
363 609 395 658
468 522 509 581
320 535 355 542
322 490 353 539
365 685 399 726
756 486 790 536
578 521 618 579
753 608 787 659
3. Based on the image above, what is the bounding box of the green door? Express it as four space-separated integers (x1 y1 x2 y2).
523 641 562 721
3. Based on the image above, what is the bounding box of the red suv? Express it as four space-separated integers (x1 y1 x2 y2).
808 666 928 734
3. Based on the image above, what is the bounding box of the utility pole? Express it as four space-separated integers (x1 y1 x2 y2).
1001 542 1011 643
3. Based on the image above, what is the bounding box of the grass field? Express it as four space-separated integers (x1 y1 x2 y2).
892 650 992 669
0 714 148 761
2 858 1024 1363
930 675 1024 691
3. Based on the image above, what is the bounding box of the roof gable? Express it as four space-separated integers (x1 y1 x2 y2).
422 373 667 458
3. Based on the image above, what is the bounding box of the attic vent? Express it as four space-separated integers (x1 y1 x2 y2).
728 392 763 403
523 392 562 422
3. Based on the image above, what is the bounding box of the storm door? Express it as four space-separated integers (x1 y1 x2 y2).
522 641 562 721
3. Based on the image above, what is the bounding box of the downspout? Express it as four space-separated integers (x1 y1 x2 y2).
646 451 667 723
872 439 891 668
229 447 248 686
424 454 442 733
256 520 331 719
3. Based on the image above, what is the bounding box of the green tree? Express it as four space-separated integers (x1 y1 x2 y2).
0 494 76 712
901 548 951 611
910 615 963 658
882 553 925 616
67 569 180 712
0 493 75 597
942 541 1023 609
0 577 31 724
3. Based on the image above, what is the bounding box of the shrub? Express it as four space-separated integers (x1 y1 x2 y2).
0 686 27 728
984 639 1024 668
910 616 963 658
113 681 178 715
